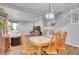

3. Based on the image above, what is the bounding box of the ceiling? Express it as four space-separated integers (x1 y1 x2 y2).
0 3 78 22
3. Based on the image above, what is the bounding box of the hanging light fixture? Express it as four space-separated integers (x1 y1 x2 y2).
45 3 54 19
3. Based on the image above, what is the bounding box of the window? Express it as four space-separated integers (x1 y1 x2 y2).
7 21 18 35
12 23 18 30
71 11 79 24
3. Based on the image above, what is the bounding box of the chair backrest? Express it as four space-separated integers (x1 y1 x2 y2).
48 32 60 49
51 32 60 42
60 32 67 44
56 32 67 49
20 33 28 51
63 32 67 41
54 32 60 47
21 32 34 49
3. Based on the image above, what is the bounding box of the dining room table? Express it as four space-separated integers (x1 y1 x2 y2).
29 35 52 54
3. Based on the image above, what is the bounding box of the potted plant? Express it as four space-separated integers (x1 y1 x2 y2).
0 16 4 36
0 8 7 37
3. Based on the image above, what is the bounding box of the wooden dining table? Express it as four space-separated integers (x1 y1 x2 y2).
29 35 52 54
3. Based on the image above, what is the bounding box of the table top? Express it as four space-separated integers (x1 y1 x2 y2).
29 35 52 46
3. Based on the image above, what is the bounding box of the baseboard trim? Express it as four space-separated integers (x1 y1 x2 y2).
66 43 79 48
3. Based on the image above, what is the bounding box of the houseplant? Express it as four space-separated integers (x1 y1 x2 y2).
0 16 4 31
0 16 4 36
0 8 7 36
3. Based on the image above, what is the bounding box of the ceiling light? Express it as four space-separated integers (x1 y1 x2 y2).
45 3 54 20
46 12 54 19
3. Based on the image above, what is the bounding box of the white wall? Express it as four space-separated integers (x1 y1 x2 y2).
17 22 33 35
62 24 79 47
53 8 79 48
17 19 43 35
34 19 43 27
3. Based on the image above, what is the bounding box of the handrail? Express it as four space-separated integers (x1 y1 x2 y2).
54 8 79 31
53 11 71 30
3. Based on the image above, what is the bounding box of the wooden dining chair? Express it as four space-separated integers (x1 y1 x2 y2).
20 32 38 55
57 32 67 54
42 32 60 55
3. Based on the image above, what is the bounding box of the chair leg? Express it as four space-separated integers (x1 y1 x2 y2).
57 49 60 54
41 49 48 55
57 49 65 55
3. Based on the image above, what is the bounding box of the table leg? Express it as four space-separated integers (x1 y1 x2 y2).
38 46 42 55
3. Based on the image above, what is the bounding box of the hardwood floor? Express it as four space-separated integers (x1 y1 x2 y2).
3 44 79 55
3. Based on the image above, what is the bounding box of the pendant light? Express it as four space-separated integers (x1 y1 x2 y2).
45 3 54 20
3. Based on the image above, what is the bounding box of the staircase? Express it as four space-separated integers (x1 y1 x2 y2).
53 8 79 31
